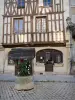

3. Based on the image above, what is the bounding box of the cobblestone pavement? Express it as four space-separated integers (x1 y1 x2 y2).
0 81 75 100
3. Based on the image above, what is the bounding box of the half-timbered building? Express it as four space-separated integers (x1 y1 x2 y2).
0 0 71 74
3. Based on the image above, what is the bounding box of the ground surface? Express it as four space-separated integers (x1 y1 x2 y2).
0 81 75 100
0 74 75 82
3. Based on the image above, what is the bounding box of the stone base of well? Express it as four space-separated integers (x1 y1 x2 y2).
14 76 34 91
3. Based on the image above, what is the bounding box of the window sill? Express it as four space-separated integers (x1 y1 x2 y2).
39 5 52 8
54 63 64 67
17 6 25 9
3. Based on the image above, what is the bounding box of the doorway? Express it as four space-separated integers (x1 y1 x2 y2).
45 52 53 72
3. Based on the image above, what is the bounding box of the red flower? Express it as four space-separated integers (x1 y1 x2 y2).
20 58 24 63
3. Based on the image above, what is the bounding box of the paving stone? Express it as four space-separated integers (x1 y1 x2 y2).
0 81 75 100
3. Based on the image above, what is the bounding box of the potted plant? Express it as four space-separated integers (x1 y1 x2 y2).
14 58 34 91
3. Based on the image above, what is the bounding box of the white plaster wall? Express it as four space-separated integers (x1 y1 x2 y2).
0 0 4 72
63 0 70 44
64 0 70 26
3 48 15 74
0 0 71 74
0 0 4 43
0 50 5 73
1 45 70 74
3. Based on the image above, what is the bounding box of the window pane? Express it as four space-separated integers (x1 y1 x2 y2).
39 0 43 6
19 20 23 33
21 1 25 7
18 0 21 6
14 20 18 33
44 0 47 6
44 0 51 6
14 19 23 34
36 17 46 32
56 55 61 63
18 0 25 8
48 0 51 5
42 18 46 32
36 19 41 32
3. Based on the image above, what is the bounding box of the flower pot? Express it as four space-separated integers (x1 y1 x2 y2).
14 76 34 91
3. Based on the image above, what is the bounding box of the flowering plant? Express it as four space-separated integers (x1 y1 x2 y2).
18 59 31 76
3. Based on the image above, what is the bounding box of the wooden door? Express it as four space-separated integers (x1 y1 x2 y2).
45 63 53 72
45 52 53 72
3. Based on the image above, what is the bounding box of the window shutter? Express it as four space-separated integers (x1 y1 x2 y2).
39 0 43 6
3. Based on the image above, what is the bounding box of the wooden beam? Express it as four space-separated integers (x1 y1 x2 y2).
10 17 12 43
2 42 66 48
6 17 8 43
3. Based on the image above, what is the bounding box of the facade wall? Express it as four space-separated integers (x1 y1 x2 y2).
0 0 71 74
0 1 4 73
34 46 70 75
3 0 65 44
70 0 75 23
0 50 5 73
0 48 15 74
1 45 70 75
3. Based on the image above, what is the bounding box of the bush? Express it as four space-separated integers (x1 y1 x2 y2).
18 59 32 76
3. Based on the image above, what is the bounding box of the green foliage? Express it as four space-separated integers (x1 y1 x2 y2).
18 59 31 76
72 61 75 66
66 23 75 40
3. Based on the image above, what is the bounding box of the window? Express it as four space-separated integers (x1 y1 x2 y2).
71 0 75 6
43 0 51 6
36 17 46 32
36 49 63 63
39 0 52 7
56 55 61 63
14 18 23 34
8 58 15 65
46 52 51 61
17 0 25 8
